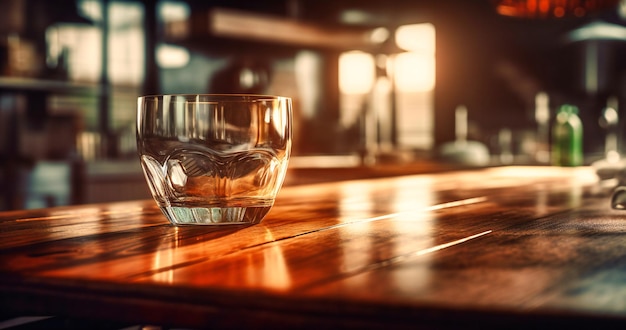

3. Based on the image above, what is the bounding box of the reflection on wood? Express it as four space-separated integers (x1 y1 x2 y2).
1 166 626 329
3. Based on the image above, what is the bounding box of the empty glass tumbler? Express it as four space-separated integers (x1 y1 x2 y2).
137 94 292 225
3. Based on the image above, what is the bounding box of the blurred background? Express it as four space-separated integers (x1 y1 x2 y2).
0 0 625 210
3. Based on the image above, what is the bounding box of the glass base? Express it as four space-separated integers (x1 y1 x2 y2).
160 205 272 225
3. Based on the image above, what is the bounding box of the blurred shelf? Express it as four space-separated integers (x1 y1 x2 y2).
0 77 101 95
165 7 386 54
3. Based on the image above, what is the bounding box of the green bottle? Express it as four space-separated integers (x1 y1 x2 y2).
552 104 583 166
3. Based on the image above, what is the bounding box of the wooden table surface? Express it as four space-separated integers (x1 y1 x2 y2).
1 166 625 329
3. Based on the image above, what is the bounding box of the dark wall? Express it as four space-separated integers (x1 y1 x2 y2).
430 0 626 158
433 1 533 146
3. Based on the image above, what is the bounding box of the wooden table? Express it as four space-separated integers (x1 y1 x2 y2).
1 166 625 329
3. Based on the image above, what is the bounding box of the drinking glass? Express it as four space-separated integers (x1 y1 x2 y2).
137 94 292 225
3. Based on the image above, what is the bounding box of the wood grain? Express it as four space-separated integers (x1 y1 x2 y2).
1 166 624 329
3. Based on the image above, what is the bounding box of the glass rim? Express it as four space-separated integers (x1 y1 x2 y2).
138 93 291 102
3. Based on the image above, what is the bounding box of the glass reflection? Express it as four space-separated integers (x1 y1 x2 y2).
152 226 292 290
252 230 292 290
152 227 179 283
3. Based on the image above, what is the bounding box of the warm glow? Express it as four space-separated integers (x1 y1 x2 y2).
157 44 190 68
339 51 375 94
393 23 436 92
394 52 435 92
158 0 190 67
395 23 436 53
159 1 190 21
47 1 145 84
494 0 619 18
369 27 390 44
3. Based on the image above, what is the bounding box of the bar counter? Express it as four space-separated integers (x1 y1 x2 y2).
1 166 625 329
